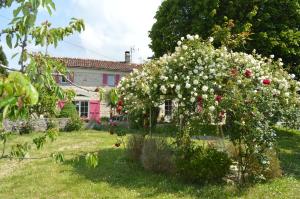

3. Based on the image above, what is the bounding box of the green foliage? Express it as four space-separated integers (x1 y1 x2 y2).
10 142 31 159
141 137 175 173
46 119 58 130
176 142 231 184
106 88 119 107
59 102 78 118
32 128 58 150
150 0 300 76
120 36 300 183
85 153 99 168
188 119 218 136
64 116 83 132
46 128 59 142
0 72 39 121
33 135 47 149
26 55 67 117
51 152 64 163
0 1 88 167
128 108 145 129
98 87 105 102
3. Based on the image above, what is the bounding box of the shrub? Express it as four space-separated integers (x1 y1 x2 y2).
128 108 145 129
189 119 218 136
153 123 178 136
126 134 145 161
59 102 78 118
263 150 282 179
101 117 110 123
19 122 33 135
141 137 175 173
46 119 58 130
176 144 231 184
245 149 282 182
64 116 83 132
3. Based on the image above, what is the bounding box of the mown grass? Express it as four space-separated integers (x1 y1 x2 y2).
0 129 299 199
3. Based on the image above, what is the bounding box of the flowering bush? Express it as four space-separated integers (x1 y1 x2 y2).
119 35 300 182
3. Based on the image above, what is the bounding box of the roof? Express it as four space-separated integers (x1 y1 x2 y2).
54 57 141 72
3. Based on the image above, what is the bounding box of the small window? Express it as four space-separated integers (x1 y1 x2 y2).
165 100 172 116
61 76 67 84
107 75 115 87
74 101 89 118
80 101 89 118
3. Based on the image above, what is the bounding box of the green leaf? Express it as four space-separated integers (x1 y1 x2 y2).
26 84 39 105
6 35 12 49
49 1 56 10
11 53 19 59
13 7 22 17
85 153 99 168
46 5 52 15
0 96 16 109
2 105 10 118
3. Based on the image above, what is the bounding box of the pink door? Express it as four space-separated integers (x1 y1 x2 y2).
89 100 100 123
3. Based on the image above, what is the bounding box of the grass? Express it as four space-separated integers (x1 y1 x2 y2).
0 129 299 199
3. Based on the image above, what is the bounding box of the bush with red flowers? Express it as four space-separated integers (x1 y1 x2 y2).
119 35 300 183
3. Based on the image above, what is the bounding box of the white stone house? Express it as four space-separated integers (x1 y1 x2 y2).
54 52 140 121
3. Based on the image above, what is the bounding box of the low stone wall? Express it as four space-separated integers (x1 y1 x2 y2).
3 118 70 132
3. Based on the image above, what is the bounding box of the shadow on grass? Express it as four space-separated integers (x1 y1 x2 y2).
64 148 239 198
276 129 300 179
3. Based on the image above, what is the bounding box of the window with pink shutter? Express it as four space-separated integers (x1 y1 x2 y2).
103 73 108 85
115 74 120 86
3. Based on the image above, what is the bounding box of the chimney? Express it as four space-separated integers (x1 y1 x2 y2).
125 51 131 63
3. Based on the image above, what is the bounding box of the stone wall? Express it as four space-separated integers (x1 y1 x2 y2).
3 118 70 132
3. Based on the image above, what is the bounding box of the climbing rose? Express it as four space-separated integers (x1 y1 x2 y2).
263 79 271 85
117 100 123 106
215 95 222 103
244 69 252 78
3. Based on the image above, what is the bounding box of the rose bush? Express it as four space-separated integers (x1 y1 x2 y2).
118 35 300 183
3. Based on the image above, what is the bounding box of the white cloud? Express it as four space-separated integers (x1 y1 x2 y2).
72 0 162 63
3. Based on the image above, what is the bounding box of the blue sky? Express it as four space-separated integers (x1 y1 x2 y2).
0 0 162 68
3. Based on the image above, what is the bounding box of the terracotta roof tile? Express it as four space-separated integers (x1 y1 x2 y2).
54 57 141 72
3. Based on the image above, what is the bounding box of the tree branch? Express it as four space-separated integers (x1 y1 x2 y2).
0 63 21 72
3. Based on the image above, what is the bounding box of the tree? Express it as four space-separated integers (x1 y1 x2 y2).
0 46 8 75
149 0 300 77
0 0 85 161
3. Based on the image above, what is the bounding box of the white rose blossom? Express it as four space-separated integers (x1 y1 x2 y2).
209 106 215 112
202 86 208 92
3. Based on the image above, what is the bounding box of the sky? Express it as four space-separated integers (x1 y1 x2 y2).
0 0 162 68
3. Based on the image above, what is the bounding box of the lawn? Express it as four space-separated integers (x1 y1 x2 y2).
0 129 299 199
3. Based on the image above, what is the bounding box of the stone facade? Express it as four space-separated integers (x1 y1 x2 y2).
68 67 128 88
3 118 70 132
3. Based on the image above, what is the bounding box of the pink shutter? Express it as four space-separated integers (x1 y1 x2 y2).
89 100 100 123
115 74 120 86
103 74 108 86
